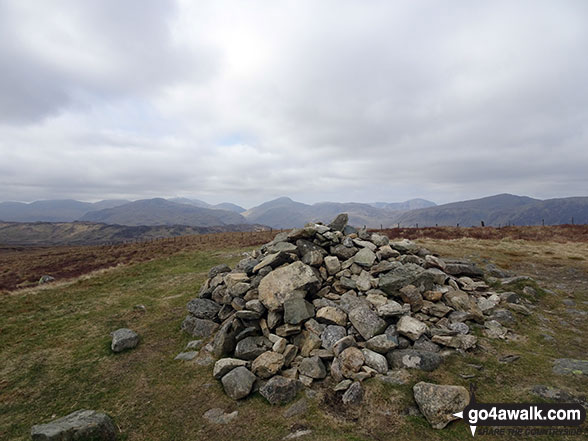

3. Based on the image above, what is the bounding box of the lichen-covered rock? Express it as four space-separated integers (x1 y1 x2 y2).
413 382 469 429
252 351 285 379
31 410 117 441
259 376 299 405
258 262 320 311
110 328 139 353
348 306 387 340
387 349 442 371
221 366 256 400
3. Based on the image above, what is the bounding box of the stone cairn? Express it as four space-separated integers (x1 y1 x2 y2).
181 213 520 406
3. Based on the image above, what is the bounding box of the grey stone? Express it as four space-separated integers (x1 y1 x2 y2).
444 289 484 323
236 256 259 275
221 366 256 400
361 348 388 374
413 382 469 429
553 359 588 375
342 382 363 405
332 335 356 357
213 358 249 379
328 213 348 232
110 328 139 353
387 349 442 371
181 315 219 338
334 379 353 391
390 239 419 254
38 275 55 285
321 325 347 349
371 233 389 247
302 250 323 267
254 252 292 273
315 306 347 326
491 309 516 326
396 316 428 341
444 261 483 278
185 340 203 350
354 248 377 267
209 264 231 278
207 320 237 357
268 242 298 254
252 351 285 378
324 256 341 275
284 298 315 325
399 285 423 312
258 262 320 311
366 334 398 353
431 334 477 350
259 376 299 405
31 410 117 441
338 347 365 378
174 351 198 361
348 306 387 340
298 356 327 379
413 336 441 353
234 336 272 360
377 300 409 317
203 408 239 425
330 244 358 260
379 264 428 296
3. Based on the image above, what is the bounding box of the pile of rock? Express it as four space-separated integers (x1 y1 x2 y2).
181 214 521 405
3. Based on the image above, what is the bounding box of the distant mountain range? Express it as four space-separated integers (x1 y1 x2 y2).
241 197 436 228
395 194 588 227
1 194 587 232
80 198 246 227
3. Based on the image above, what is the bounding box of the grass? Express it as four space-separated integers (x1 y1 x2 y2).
1 237 587 440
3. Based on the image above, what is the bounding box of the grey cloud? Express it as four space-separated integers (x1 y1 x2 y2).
0 0 587 207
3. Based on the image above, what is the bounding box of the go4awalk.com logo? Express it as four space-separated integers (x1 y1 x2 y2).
453 386 586 437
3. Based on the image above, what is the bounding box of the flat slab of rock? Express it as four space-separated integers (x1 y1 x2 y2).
174 351 198 361
387 349 442 371
31 409 117 441
413 382 469 429
203 408 238 424
110 328 139 353
553 358 588 375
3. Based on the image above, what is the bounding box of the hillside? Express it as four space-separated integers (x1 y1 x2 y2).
169 198 246 213
0 221 267 246
1 232 586 440
80 198 246 227
395 194 588 227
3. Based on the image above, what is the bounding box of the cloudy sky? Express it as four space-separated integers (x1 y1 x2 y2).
1 0 587 208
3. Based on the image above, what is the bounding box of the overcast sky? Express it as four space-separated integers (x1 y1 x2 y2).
1 0 587 208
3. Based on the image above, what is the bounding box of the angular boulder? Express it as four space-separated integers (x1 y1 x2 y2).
413 382 469 429
110 328 139 353
259 376 299 405
221 366 256 400
348 306 387 340
258 262 320 311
